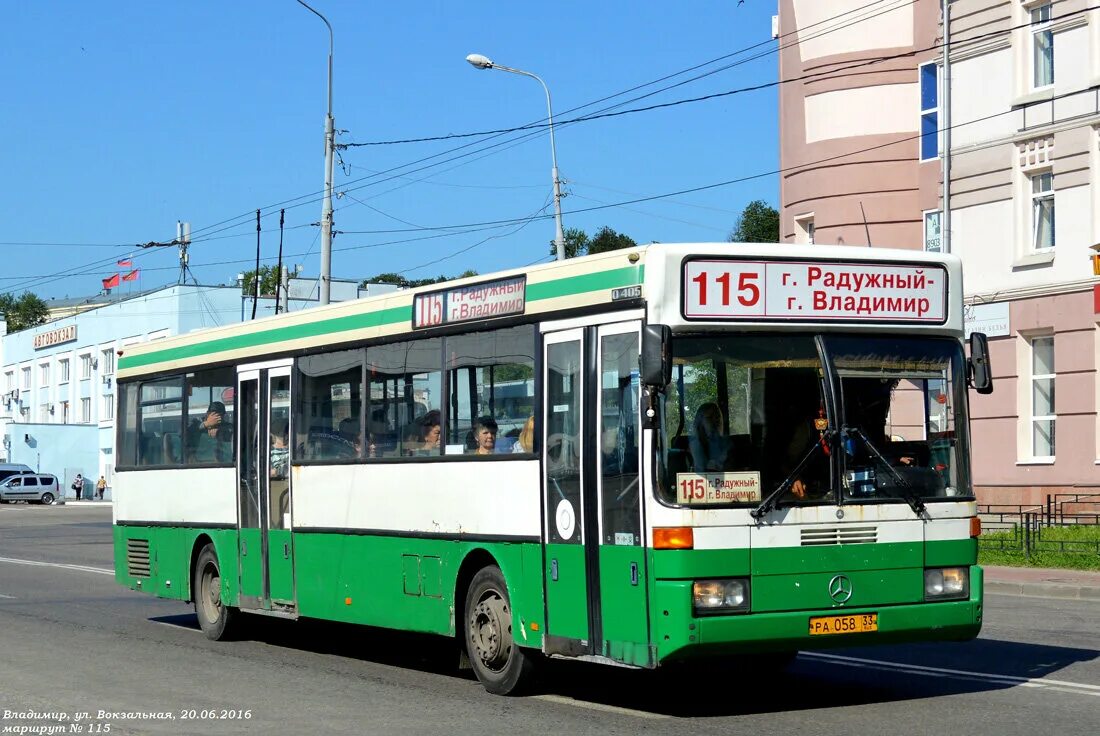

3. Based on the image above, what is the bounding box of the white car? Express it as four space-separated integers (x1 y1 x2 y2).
0 474 61 505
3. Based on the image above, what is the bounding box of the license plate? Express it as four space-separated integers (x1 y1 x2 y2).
808 613 878 636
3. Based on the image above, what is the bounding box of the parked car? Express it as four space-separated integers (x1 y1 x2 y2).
0 463 34 484
0 474 60 505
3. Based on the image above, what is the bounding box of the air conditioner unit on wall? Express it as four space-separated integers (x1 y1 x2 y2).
102 375 112 387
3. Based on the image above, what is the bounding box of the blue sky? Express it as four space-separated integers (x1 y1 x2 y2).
0 1 779 300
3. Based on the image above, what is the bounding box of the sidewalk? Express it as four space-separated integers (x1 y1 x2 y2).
57 499 113 508
984 565 1100 601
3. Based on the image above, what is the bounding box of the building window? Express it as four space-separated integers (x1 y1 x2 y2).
21 367 30 390
1030 335 1055 458
795 214 815 244
101 349 115 375
39 404 50 423
102 394 115 421
59 359 70 383
61 402 70 424
80 397 91 424
5 372 12 391
80 354 92 380
1031 171 1055 250
1031 4 1053 89
919 62 939 160
39 363 49 386
924 210 943 252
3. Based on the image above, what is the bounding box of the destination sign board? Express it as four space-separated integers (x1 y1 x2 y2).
682 260 947 323
413 276 526 329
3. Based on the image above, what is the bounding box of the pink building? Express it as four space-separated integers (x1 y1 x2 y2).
778 0 1100 506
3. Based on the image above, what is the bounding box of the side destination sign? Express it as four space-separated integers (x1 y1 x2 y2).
683 260 947 323
413 275 526 329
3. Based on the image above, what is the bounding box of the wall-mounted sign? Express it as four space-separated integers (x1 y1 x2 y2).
413 276 526 328
683 260 947 323
33 325 77 350
964 301 1010 338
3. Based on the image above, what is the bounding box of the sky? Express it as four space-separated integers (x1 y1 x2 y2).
0 1 781 302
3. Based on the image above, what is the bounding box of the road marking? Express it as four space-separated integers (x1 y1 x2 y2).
0 556 114 576
0 593 16 599
533 694 670 719
801 652 1100 696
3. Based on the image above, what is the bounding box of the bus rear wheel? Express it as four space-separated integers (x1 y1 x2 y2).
464 566 533 695
193 544 238 641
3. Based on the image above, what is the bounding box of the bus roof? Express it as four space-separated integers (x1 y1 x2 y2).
118 243 961 379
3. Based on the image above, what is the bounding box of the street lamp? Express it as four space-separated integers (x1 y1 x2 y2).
297 0 336 305
466 53 566 261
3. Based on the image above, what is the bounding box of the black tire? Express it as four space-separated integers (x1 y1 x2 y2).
193 544 239 641
463 566 534 695
40 492 54 505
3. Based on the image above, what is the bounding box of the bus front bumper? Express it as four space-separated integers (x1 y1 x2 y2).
655 567 983 663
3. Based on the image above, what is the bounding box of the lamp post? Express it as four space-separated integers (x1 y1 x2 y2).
297 0 336 304
466 54 566 261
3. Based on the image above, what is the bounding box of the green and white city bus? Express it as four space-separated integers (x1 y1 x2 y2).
113 243 993 694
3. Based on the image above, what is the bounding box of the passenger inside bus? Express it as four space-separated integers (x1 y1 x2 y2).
689 402 728 472
511 416 535 454
187 401 234 463
408 410 441 456
470 416 497 455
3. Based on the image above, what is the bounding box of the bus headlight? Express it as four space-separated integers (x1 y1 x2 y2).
924 567 969 600
693 578 750 614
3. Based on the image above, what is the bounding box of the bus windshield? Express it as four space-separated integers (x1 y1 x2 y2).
656 334 972 508
825 335 971 504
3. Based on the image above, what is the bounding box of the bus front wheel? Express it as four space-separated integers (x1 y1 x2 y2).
193 544 238 641
463 566 533 695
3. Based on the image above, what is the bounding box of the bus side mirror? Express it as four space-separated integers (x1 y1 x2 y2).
641 324 672 390
968 332 993 395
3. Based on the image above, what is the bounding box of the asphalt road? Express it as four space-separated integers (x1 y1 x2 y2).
1 505 1097 736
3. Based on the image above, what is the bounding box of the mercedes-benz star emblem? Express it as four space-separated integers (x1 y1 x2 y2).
828 574 853 604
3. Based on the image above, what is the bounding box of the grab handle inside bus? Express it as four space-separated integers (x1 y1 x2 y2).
641 323 673 390
968 332 993 395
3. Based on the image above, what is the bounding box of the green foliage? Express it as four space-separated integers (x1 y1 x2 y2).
0 292 50 333
979 525 1100 571
551 226 637 258
359 270 478 289
241 265 281 297
729 199 780 243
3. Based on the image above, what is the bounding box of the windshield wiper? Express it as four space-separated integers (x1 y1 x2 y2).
843 426 926 516
751 433 831 520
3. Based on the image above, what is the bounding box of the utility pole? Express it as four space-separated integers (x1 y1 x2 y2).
297 1 336 305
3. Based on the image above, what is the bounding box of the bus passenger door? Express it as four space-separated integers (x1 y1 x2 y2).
265 367 295 610
542 329 589 650
236 362 297 615
236 370 264 609
593 322 650 666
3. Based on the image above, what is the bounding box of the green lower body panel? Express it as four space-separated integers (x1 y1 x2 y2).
598 544 652 666
267 529 294 603
113 525 239 606
544 542 588 642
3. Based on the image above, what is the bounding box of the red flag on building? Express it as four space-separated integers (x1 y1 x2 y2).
122 269 139 282
117 258 132 267
102 273 120 289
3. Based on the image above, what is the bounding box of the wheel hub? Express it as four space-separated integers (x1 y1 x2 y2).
470 595 512 670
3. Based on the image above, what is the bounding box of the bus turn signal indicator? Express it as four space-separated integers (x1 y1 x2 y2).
653 527 694 549
970 517 981 538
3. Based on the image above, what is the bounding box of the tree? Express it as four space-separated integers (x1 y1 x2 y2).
588 226 637 254
241 265 281 297
359 270 478 289
550 226 637 258
0 292 49 333
729 200 779 243
549 227 590 259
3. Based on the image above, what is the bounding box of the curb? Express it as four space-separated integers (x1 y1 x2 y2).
985 580 1100 601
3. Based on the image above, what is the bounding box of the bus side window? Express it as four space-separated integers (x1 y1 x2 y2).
445 325 535 458
367 339 442 459
295 349 365 461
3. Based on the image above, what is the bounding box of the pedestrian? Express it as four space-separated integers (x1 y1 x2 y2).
71 473 84 501
95 475 107 500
